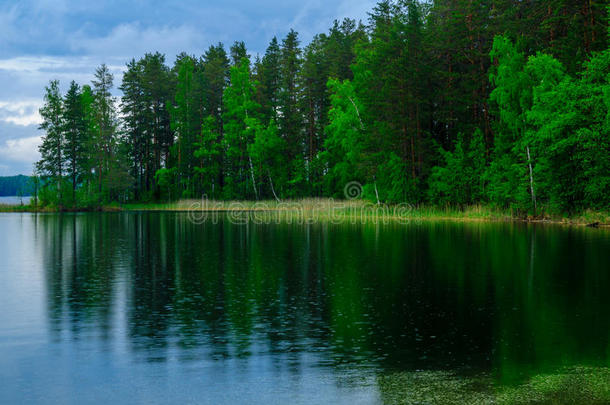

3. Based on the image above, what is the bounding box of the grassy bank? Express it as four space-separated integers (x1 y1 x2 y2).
110 199 610 226
3 199 609 226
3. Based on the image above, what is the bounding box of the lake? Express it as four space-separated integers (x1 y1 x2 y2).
0 212 608 404
0 196 31 205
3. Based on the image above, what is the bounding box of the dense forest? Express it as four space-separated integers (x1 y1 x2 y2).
35 0 609 214
0 175 33 197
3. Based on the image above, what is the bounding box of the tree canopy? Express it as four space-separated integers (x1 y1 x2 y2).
35 1 609 214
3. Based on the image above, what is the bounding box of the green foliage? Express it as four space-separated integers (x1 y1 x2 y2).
222 58 260 199
155 167 178 201
33 1 610 213
169 56 201 197
249 119 286 200
63 81 89 204
322 79 367 196
486 34 610 213
37 80 64 201
194 116 222 198
428 130 486 206
525 48 610 211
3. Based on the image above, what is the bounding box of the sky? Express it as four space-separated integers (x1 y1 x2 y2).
0 0 376 176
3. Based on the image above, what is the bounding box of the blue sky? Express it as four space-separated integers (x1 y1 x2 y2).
0 0 375 176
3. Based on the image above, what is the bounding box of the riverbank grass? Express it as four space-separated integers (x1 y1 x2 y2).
2 199 609 226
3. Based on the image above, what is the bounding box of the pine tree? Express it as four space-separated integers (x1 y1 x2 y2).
140 53 173 195
92 64 132 201
202 44 230 191
80 84 98 198
37 80 64 204
278 29 304 195
230 41 249 66
63 81 88 205
29 0 610 211
120 59 146 199
169 55 200 197
257 37 282 122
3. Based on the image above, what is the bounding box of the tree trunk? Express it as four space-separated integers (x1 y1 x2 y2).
249 154 258 200
374 179 380 206
72 171 76 209
268 170 280 202
526 145 537 216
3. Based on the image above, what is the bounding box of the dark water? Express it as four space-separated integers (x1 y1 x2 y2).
0 213 609 404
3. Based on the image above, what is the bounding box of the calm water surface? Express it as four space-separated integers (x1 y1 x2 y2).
0 213 608 404
0 196 31 205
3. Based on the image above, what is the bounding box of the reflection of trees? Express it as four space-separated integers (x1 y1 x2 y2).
39 213 610 381
423 222 610 383
40 214 117 342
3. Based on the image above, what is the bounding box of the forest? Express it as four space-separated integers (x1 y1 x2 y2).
34 0 609 214
0 175 33 197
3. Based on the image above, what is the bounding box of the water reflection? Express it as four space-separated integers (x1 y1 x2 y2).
37 215 609 368
14 213 610 401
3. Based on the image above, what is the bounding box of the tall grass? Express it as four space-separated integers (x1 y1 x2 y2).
122 199 609 225
2 199 608 226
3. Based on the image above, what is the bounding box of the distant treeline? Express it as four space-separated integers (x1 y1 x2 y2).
0 176 33 197
35 1 609 213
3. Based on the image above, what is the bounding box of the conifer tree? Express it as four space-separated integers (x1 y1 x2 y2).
63 81 88 205
37 80 65 203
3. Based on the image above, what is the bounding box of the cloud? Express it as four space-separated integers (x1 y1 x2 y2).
0 56 120 74
0 56 125 104
0 135 41 175
0 120 40 175
69 23 208 60
0 100 42 127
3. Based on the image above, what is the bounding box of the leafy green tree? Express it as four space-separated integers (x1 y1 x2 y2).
488 35 537 213
155 167 178 201
428 129 486 206
525 47 610 211
249 119 285 201
30 1 610 211
194 116 222 198
222 58 260 199
322 79 368 197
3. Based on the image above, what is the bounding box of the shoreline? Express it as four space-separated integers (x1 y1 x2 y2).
2 199 609 227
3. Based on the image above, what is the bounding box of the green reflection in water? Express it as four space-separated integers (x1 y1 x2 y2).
34 213 609 400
